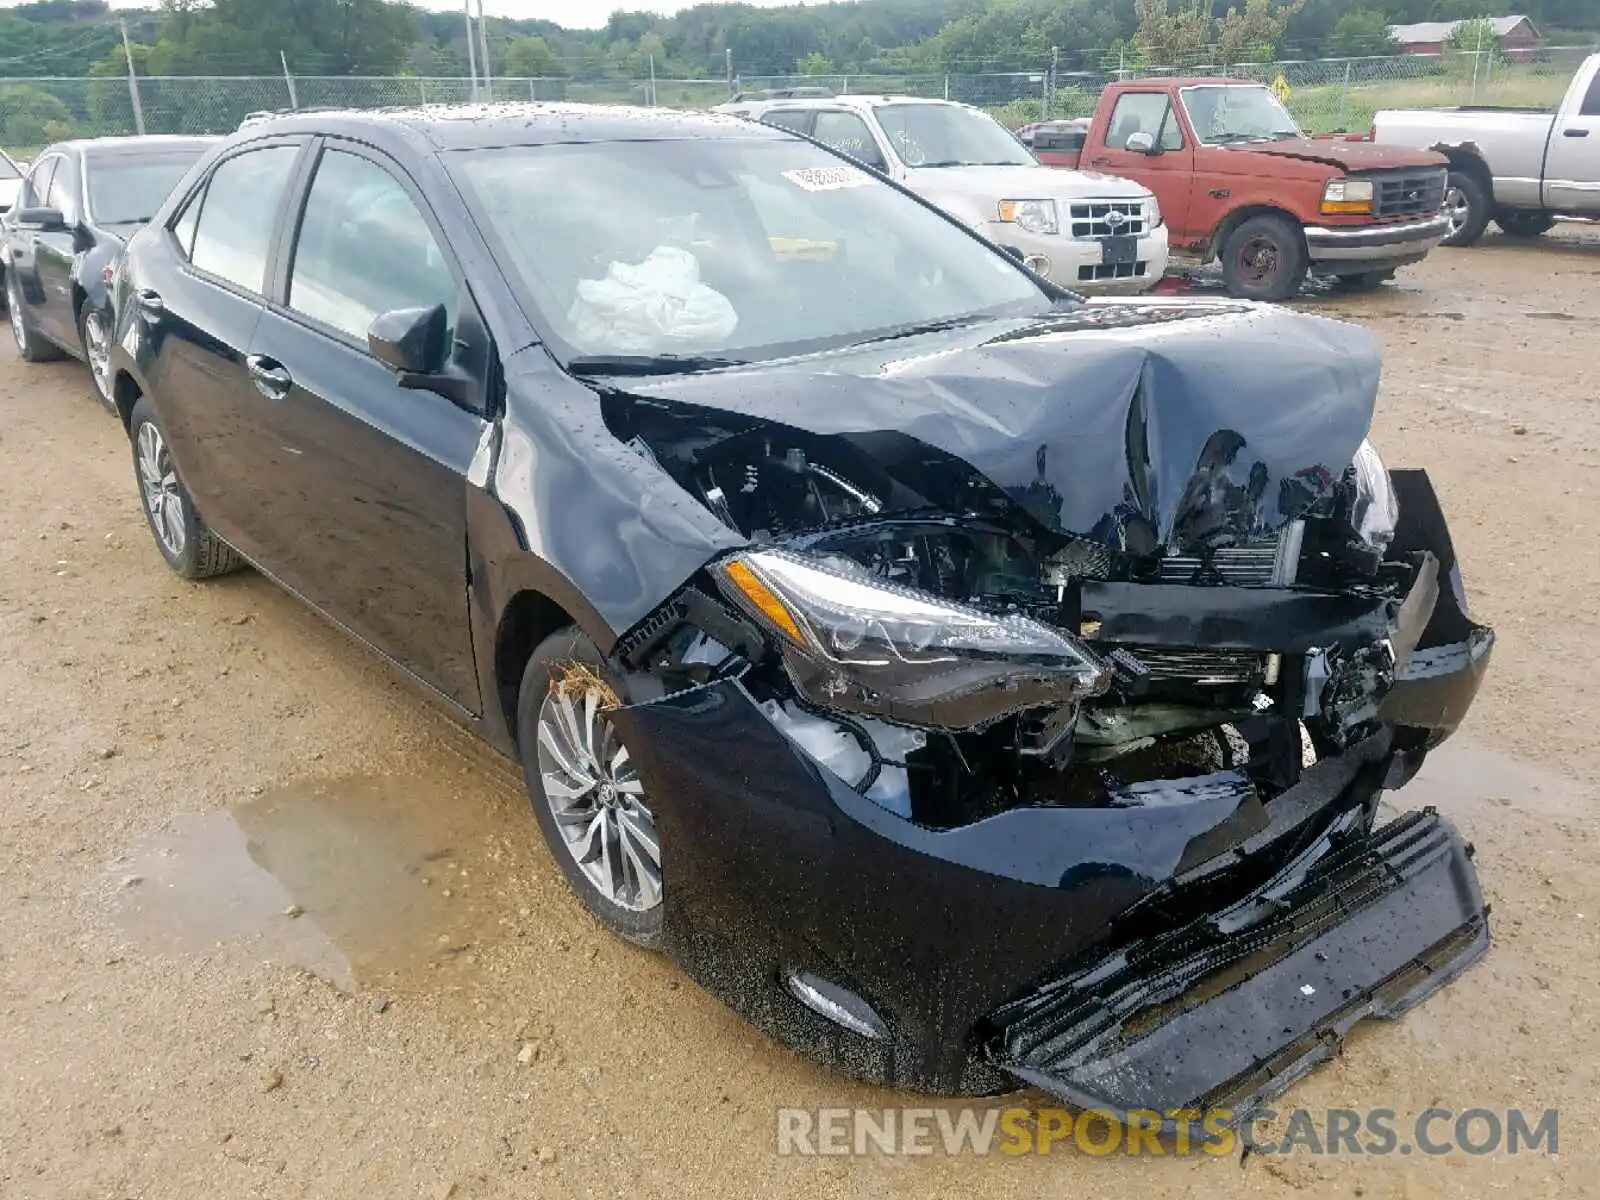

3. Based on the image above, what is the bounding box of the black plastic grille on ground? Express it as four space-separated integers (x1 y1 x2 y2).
987 808 1488 1134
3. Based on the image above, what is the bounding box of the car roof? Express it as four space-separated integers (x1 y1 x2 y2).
234 103 791 152
747 94 963 112
43 135 219 158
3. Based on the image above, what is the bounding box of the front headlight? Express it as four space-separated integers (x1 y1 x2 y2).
996 198 1058 236
1350 439 1398 551
713 549 1108 729
1321 177 1374 215
1144 194 1162 228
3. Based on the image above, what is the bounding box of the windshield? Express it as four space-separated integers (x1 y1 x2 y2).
872 103 1036 168
1179 85 1303 145
86 149 207 225
450 137 1054 362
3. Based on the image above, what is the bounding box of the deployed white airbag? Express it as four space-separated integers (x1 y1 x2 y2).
568 245 738 352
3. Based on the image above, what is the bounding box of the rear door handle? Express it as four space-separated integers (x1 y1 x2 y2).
135 288 164 317
1562 127 1589 138
246 354 292 400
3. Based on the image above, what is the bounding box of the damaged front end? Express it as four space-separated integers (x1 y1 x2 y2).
583 304 1493 1124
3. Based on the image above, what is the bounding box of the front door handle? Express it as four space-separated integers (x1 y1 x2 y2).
135 288 164 317
1090 155 1112 166
246 354 292 400
1562 127 1589 138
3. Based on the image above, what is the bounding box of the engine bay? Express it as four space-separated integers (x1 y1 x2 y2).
605 395 1421 830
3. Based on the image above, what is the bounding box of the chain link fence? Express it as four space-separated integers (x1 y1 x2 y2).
1 46 1593 159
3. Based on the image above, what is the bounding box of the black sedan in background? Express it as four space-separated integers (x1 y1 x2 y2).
105 105 1493 1131
3 135 214 406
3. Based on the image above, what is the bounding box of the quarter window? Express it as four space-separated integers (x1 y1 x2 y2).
761 110 811 135
170 186 203 259
44 157 77 223
1106 93 1184 152
189 145 300 294
287 149 456 346
811 111 887 171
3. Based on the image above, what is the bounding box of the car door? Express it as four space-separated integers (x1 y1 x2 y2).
810 109 894 176
6 153 60 320
1543 68 1600 214
239 140 486 710
136 139 308 548
1086 91 1195 239
31 150 82 345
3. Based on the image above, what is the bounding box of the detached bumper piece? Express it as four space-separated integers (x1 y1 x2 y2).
987 808 1488 1135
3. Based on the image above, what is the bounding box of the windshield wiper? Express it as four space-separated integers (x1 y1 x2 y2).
845 314 991 347
566 353 746 377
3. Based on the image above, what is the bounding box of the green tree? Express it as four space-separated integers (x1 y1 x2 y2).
796 51 835 75
0 84 76 151
502 34 567 78
1327 8 1397 54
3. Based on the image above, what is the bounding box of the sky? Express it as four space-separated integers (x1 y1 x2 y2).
90 0 809 32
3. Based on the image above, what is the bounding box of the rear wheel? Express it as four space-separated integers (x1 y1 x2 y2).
7 271 64 363
1493 210 1555 239
128 397 243 580
1220 214 1307 302
517 627 663 948
1441 170 1490 247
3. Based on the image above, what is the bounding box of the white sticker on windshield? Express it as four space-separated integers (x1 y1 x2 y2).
782 166 874 192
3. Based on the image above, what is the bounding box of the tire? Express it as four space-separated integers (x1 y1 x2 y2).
127 397 243 580
1441 169 1491 247
7 270 65 363
1493 210 1555 239
516 626 663 948
78 305 115 410
1219 214 1308 302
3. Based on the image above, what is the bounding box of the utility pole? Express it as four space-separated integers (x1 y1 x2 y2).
648 53 657 106
475 0 494 103
120 20 145 136
463 0 479 102
725 47 733 98
281 51 299 111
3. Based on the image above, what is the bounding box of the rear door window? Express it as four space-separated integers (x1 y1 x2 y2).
189 145 301 294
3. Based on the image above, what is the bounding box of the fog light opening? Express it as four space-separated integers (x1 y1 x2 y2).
784 970 889 1040
1022 253 1051 277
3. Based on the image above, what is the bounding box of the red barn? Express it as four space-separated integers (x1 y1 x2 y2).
1386 15 1544 61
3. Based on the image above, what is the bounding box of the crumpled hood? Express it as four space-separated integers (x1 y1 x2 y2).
610 299 1380 557
910 162 1152 202
1227 138 1447 172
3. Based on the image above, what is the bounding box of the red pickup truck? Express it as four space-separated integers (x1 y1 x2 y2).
1039 78 1453 299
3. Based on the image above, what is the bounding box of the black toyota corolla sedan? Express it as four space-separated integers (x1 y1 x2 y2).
107 104 1495 1131
3 135 215 405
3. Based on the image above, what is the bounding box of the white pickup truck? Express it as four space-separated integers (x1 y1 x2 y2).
1371 52 1600 245
713 94 1170 293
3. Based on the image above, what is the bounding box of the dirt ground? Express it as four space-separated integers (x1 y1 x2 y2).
2 228 1598 1199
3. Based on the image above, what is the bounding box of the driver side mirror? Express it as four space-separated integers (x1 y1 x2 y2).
14 206 65 232
369 303 449 376
1124 131 1159 155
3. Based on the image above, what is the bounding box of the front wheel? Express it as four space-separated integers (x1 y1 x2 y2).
1220 214 1308 302
1441 170 1491 247
128 397 243 580
517 627 663 948
79 306 115 409
1493 210 1555 239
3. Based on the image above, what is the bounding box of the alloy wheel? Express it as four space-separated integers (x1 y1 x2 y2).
84 310 113 402
1443 185 1471 240
535 684 661 913
136 421 187 558
7 275 24 354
